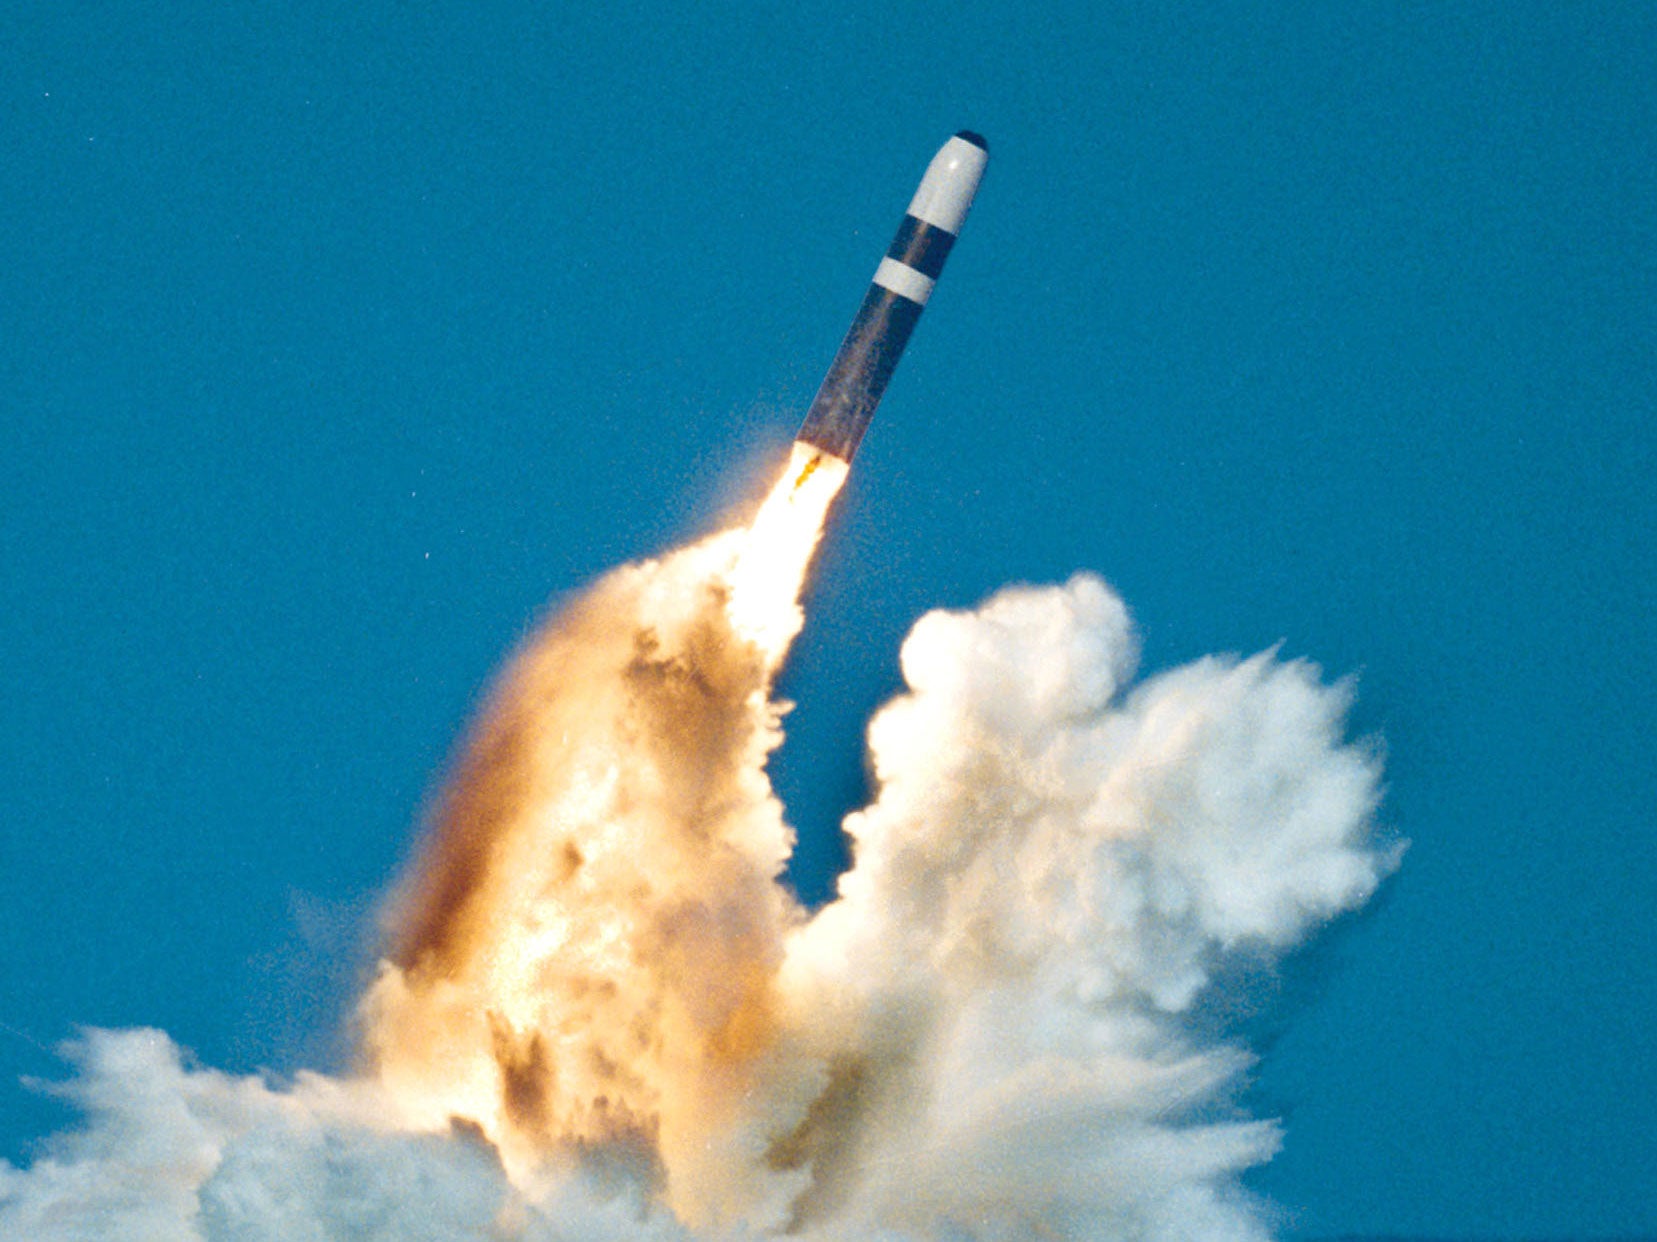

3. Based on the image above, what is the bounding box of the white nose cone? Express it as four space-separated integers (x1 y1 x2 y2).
906 131 989 235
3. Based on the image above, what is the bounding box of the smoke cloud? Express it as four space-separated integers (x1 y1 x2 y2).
2 447 1395 1240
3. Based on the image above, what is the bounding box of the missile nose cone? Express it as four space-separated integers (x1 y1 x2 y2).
908 133 989 236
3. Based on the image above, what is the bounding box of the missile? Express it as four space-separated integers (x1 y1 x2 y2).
795 131 988 463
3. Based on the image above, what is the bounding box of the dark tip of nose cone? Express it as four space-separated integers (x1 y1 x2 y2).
954 130 988 152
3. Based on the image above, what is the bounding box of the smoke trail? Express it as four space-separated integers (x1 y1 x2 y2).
1 446 1395 1241
363 442 851 1228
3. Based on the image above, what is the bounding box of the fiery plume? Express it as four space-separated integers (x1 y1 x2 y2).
4 443 1393 1241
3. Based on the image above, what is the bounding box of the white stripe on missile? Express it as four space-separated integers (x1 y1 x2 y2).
873 257 936 305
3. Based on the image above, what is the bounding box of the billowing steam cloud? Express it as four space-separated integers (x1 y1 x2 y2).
2 445 1395 1240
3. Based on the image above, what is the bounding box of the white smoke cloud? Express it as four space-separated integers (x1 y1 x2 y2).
777 574 1391 1240
2 572 1394 1241
0 1029 700 1241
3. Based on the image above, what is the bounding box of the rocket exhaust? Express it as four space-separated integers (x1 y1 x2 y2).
795 132 988 463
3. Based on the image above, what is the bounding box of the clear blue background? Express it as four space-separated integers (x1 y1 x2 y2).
3 4 1653 1238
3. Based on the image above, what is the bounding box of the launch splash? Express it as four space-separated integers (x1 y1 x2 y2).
1 438 1394 1240
345 438 1391 1239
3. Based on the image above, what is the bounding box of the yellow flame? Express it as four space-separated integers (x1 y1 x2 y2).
727 442 849 664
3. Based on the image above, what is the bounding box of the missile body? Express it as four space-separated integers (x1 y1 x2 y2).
795 132 988 463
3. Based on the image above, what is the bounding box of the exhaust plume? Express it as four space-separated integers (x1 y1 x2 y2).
2 443 1395 1241
363 442 849 1225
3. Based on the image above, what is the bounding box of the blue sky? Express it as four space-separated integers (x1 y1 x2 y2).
3 3 1654 1238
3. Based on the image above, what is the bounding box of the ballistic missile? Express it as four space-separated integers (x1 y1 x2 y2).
795 131 988 463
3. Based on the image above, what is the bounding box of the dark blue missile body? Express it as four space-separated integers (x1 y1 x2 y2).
796 132 988 463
